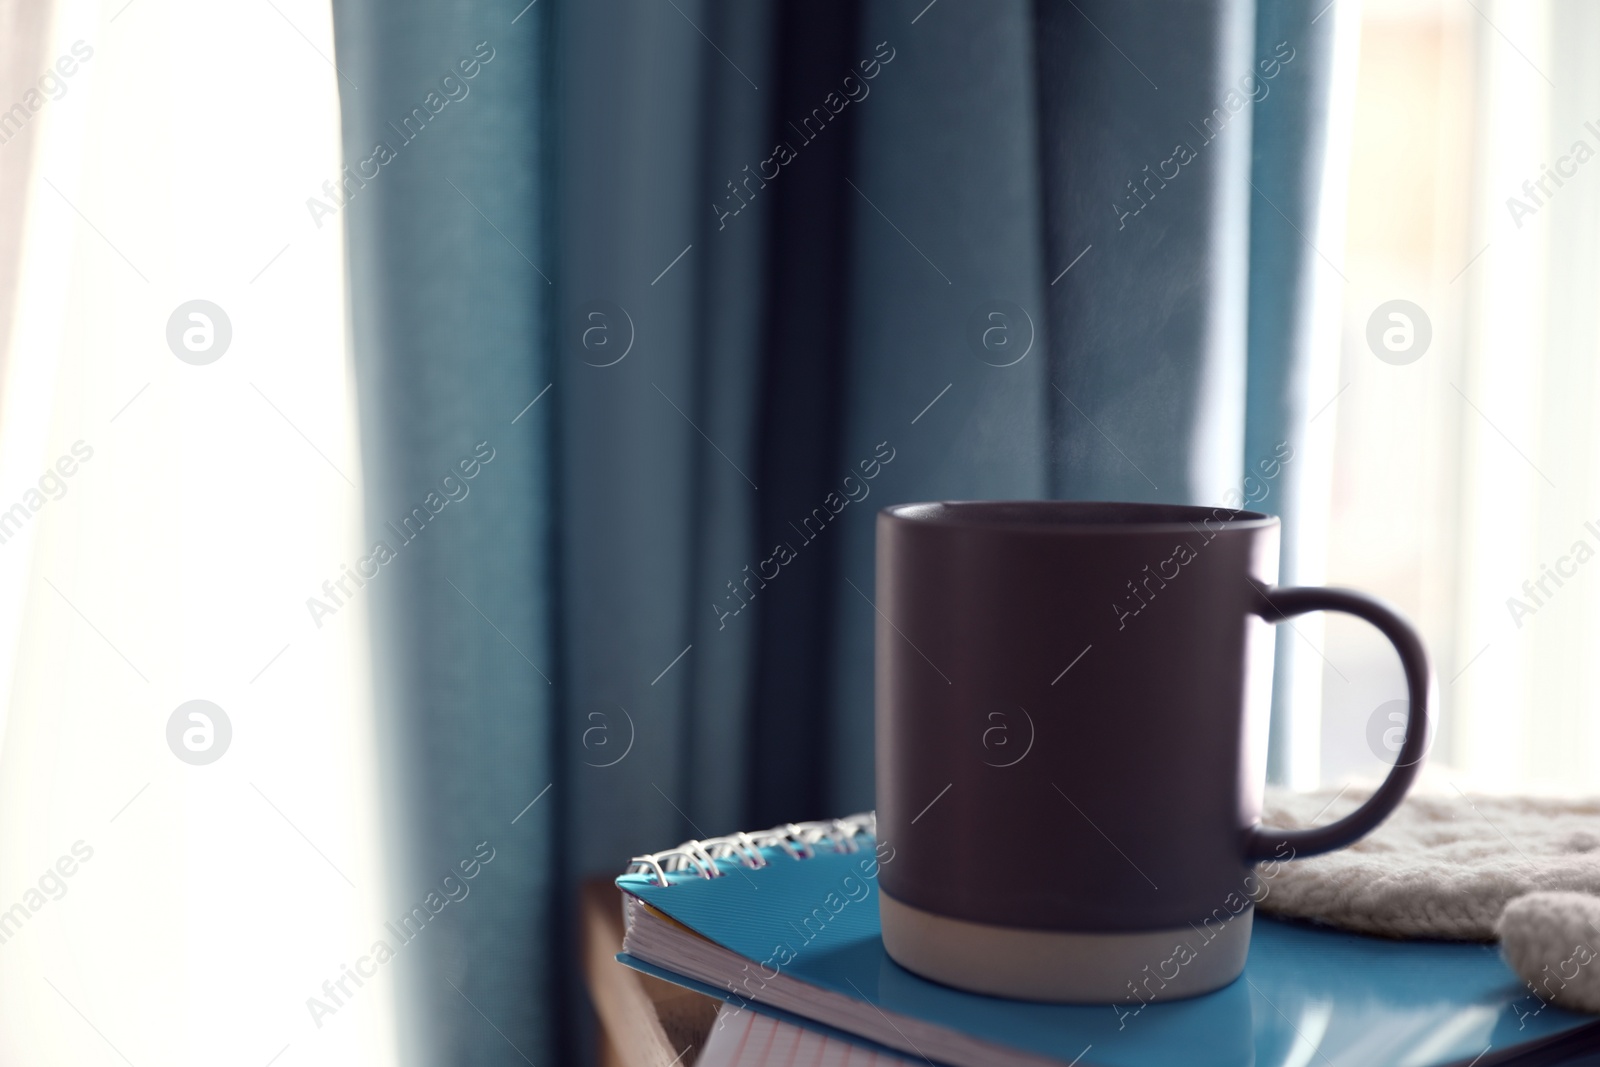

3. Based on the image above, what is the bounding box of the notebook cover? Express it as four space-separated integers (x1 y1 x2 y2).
616 840 1600 1067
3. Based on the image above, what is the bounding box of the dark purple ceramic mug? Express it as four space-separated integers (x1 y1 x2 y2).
875 501 1431 1002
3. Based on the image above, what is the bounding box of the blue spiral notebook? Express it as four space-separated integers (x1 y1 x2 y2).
616 815 1600 1067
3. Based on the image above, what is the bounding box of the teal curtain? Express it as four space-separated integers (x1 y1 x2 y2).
330 1 1341 1061
1248 2 1343 781
330 3 558 1062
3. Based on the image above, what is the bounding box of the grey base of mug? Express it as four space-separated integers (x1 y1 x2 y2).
879 891 1252 1003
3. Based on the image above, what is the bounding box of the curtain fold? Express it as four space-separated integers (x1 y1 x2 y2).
822 0 1050 815
1035 0 1255 505
331 4 558 1064
330 0 1342 1059
1246 3 1348 784
557 0 718 880
683 0 777 840
742 0 866 826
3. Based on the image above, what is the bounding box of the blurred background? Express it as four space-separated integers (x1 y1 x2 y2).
0 0 1595 1062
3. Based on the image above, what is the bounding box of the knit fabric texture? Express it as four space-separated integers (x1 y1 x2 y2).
1258 787 1600 1013
1498 892 1600 1014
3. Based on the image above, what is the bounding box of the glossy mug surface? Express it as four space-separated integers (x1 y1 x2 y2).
874 501 1431 1002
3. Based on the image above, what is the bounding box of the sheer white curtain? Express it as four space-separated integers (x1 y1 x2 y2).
1455 0 1600 792
0 1 394 1063
1323 0 1600 795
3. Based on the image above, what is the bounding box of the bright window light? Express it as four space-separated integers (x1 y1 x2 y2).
0 1 394 1063
1325 0 1600 794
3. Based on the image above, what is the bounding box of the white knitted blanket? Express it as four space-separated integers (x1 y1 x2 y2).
1259 786 1600 1011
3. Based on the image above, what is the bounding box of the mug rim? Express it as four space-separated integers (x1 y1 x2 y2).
880 500 1279 534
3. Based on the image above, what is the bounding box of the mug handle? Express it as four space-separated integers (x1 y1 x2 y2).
1244 583 1434 862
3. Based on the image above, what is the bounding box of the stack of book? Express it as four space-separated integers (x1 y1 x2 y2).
593 814 1600 1067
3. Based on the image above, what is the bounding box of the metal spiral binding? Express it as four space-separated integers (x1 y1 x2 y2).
625 812 875 887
